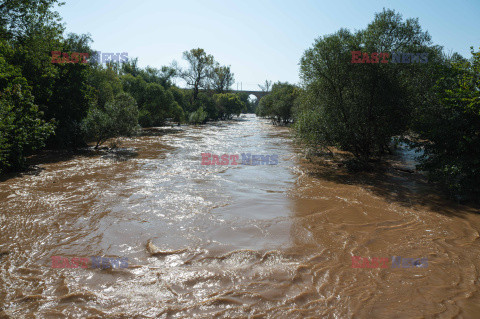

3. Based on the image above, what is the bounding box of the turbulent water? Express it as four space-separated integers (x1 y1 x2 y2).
1 114 480 318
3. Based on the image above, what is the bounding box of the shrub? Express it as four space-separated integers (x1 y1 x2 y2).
82 93 138 148
188 106 208 124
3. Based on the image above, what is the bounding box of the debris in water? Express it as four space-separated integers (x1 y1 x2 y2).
146 240 188 256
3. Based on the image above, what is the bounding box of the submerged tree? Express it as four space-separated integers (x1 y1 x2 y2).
188 106 208 124
213 93 245 120
82 93 138 148
257 82 298 125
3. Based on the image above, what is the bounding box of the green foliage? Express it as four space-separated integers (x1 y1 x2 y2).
188 106 208 124
2 0 66 141
121 67 188 126
47 33 97 147
0 38 54 172
169 86 190 112
121 74 147 107
171 102 185 125
0 83 54 172
139 83 174 127
122 58 176 89
257 82 299 125
2 1 96 149
0 0 64 41
237 92 256 113
412 48 480 201
213 93 245 120
296 9 435 162
178 48 215 103
82 93 138 148
89 65 123 108
194 92 216 120
211 64 234 93
177 48 237 116
293 104 326 150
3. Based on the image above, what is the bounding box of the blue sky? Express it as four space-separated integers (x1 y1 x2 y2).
57 0 480 90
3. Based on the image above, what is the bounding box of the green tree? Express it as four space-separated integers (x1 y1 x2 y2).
121 58 142 77
177 48 215 103
82 93 138 148
89 64 123 108
188 106 208 124
47 33 97 147
211 64 234 93
194 92 216 120
169 86 190 112
121 73 147 107
0 34 55 172
296 9 436 164
213 93 245 120
412 47 480 201
1 0 65 121
0 0 63 41
0 81 54 172
138 83 175 127
171 102 185 125
257 82 298 125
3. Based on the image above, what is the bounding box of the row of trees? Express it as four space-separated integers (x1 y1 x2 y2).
256 9 480 202
0 0 253 174
174 48 255 120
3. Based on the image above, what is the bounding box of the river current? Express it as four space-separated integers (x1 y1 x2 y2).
1 114 480 318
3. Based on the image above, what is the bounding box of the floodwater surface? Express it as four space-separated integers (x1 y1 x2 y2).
1 114 480 318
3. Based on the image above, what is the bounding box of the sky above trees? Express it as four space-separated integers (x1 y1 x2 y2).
57 0 480 90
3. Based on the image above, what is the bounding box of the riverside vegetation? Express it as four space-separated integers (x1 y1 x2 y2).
1 2 479 202
0 0 254 173
257 10 480 203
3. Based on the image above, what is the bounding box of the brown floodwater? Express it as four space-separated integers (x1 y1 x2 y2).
1 114 480 318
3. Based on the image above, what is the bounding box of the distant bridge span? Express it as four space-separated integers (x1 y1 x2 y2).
232 90 269 104
180 88 270 105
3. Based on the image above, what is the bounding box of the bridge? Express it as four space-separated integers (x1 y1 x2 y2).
180 88 270 105
231 90 269 105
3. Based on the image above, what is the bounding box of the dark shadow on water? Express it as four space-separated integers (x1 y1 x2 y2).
0 126 188 183
0 147 139 182
0 165 46 183
229 116 251 122
0 149 96 183
101 148 139 162
140 127 184 136
304 157 480 219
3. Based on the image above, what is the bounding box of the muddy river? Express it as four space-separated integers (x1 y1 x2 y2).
1 114 480 318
